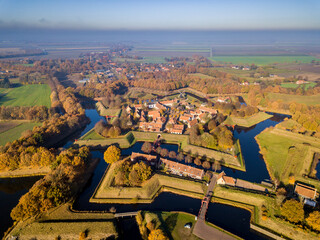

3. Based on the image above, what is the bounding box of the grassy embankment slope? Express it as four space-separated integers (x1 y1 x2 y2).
0 84 51 107
0 121 41 146
91 160 205 204
223 112 272 128
256 123 320 188
78 130 243 170
213 185 320 240
9 204 118 240
208 56 319 65
141 211 201 240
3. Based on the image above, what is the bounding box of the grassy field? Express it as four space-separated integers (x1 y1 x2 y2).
134 47 211 53
115 56 166 64
0 121 19 133
209 56 319 65
0 84 51 107
189 73 214 79
223 112 272 128
0 122 41 146
10 204 117 239
267 93 320 106
92 161 205 203
256 127 320 187
281 82 317 89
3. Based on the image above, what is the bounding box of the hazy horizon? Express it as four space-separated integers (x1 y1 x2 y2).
0 0 320 31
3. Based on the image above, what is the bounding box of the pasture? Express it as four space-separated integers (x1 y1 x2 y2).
0 84 51 107
280 82 316 89
114 56 166 64
0 122 41 146
208 56 319 65
267 93 320 106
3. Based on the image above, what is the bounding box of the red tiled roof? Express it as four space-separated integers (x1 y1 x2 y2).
295 183 317 199
199 106 217 115
160 158 204 178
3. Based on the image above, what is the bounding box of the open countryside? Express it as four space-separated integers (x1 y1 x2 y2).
0 84 51 107
209 55 320 65
1 1 320 239
0 122 41 145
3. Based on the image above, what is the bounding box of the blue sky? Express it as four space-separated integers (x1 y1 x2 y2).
0 0 319 30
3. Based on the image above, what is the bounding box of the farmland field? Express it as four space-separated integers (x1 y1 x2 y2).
114 56 166 64
0 121 19 134
208 56 319 65
0 122 41 146
280 82 316 89
0 84 51 107
267 93 320 105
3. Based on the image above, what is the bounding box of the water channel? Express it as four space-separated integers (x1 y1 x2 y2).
0 108 288 239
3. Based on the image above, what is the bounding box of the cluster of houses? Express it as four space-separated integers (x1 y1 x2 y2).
126 98 218 134
130 152 205 180
231 65 250 70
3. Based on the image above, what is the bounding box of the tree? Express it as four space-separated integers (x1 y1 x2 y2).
185 155 193 164
115 171 126 186
212 161 221 172
202 161 211 169
194 157 202 166
168 151 176 159
104 145 121 164
160 148 169 158
129 169 140 186
142 142 153 154
306 211 320 232
280 199 304 224
148 229 168 240
176 153 184 162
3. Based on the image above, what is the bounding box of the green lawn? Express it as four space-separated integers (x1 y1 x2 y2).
223 112 272 128
81 129 105 140
0 84 51 107
267 93 320 106
256 127 320 186
208 56 319 65
146 212 200 240
0 122 42 146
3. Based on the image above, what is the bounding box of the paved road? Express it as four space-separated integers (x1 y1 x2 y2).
193 219 236 240
193 175 237 240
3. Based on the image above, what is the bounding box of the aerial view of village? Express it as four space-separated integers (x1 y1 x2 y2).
1 1 320 240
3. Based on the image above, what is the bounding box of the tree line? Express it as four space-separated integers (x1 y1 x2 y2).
10 147 91 221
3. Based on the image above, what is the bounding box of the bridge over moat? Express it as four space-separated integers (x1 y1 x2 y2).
193 175 237 240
